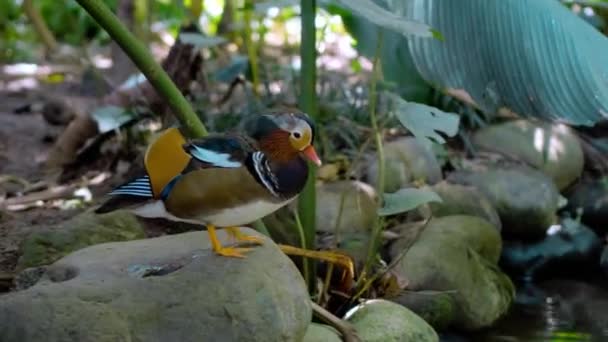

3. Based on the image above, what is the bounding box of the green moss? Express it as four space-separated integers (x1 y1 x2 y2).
18 211 144 270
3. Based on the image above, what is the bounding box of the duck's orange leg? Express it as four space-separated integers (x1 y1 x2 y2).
278 244 355 280
207 225 252 258
225 227 264 245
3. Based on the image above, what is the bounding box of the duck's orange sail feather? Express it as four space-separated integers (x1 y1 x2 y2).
144 127 192 198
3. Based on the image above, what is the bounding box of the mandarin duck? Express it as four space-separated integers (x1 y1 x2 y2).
96 111 353 275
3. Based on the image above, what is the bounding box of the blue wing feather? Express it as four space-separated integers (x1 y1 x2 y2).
108 175 153 197
183 135 250 168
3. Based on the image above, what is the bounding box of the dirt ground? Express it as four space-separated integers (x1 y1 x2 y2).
0 91 84 279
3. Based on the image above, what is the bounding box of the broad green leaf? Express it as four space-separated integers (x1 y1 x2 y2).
378 188 442 216
332 0 438 38
91 106 134 133
179 33 226 48
387 92 460 145
401 0 608 126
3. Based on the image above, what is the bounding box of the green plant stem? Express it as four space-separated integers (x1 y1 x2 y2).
133 0 150 43
298 0 318 293
188 0 204 22
251 220 271 237
75 0 208 138
294 210 310 287
361 32 385 281
23 0 58 54
243 0 260 97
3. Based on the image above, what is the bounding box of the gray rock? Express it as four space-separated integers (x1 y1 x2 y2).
344 299 438 342
367 137 442 192
13 266 46 290
17 210 145 271
472 120 584 191
390 216 514 331
417 181 502 230
303 323 342 342
447 168 559 238
1 229 311 342
264 181 377 246
565 179 608 234
315 181 378 235
367 157 411 193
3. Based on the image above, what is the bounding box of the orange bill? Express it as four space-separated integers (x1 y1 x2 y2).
302 145 322 166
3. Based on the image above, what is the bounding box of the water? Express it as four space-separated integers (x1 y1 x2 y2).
442 277 608 342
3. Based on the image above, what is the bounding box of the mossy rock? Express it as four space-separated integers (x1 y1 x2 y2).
17 210 145 270
390 216 514 331
303 323 342 342
345 299 438 342
390 291 456 330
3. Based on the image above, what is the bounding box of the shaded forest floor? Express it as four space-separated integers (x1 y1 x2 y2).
0 91 83 276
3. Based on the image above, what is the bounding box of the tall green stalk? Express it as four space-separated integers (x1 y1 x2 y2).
361 33 385 281
23 0 58 54
298 0 318 292
75 0 208 138
243 0 260 97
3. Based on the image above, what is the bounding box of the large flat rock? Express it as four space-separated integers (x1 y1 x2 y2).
1 229 311 342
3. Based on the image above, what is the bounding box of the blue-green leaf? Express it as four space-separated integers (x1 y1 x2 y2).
333 0 437 38
402 0 608 126
387 92 460 146
337 0 608 126
254 0 299 13
378 188 442 216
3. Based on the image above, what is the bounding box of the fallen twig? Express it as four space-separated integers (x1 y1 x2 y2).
311 300 361 342
0 184 79 211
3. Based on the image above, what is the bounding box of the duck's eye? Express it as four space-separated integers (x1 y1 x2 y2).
293 131 302 139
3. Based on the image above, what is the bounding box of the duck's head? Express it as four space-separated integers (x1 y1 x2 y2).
245 110 322 166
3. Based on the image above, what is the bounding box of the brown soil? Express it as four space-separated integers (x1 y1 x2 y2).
0 91 85 278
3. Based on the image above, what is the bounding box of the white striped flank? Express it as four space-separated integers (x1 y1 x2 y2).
252 151 279 197
189 145 242 168
109 176 153 197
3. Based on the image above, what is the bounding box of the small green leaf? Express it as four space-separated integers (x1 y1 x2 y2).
119 73 146 90
430 28 444 41
254 0 299 13
213 55 250 83
388 92 460 145
179 33 226 48
378 188 442 216
333 0 436 38
91 106 134 133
